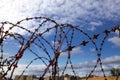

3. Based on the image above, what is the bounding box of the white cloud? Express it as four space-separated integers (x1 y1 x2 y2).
89 48 96 52
87 26 96 31
66 55 120 76
71 47 83 54
0 0 120 35
87 21 103 31
0 0 120 26
0 0 43 22
2 55 120 78
0 52 13 58
102 56 120 64
60 47 83 57
5 64 46 78
90 21 103 26
108 36 120 47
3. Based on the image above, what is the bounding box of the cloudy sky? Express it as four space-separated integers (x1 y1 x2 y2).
0 0 120 78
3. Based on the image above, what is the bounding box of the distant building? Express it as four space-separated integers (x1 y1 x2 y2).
64 74 70 80
70 76 78 80
44 74 81 80
14 75 37 80
45 76 59 80
14 74 81 80
59 75 64 80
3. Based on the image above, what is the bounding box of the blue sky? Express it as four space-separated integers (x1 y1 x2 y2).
0 0 120 78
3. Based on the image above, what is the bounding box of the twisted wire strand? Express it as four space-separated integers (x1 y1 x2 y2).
0 17 120 80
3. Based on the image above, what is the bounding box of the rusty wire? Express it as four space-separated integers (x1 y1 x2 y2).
0 17 120 80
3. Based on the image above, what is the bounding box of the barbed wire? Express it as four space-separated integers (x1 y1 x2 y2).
0 17 120 80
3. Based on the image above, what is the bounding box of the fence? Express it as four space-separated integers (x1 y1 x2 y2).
0 17 120 80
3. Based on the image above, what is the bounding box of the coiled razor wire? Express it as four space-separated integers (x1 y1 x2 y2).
0 17 120 80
